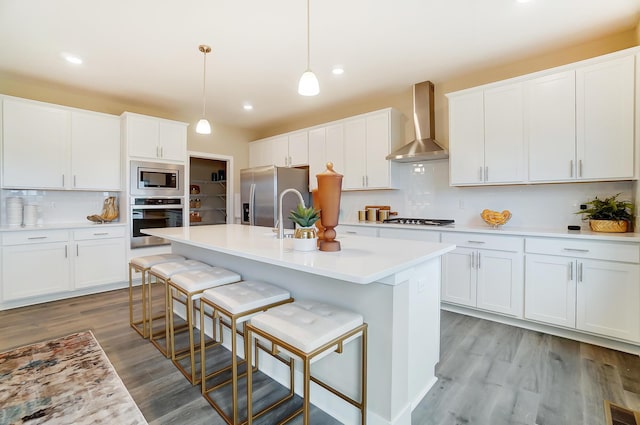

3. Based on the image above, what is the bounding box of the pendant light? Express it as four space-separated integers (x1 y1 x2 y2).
298 0 319 96
196 44 212 134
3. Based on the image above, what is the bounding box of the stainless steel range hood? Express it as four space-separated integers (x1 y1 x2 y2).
386 81 449 162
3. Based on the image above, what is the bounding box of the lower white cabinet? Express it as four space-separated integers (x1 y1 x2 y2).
441 233 524 318
1 227 126 304
73 228 126 289
525 238 640 343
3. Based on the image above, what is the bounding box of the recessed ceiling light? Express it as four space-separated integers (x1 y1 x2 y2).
332 66 344 75
61 52 83 65
243 104 253 111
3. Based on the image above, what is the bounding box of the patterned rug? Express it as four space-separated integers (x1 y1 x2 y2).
0 331 147 425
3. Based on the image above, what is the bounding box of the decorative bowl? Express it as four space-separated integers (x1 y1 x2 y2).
481 209 512 228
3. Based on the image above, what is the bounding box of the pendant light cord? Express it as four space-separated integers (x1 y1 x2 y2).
306 0 310 70
201 49 207 116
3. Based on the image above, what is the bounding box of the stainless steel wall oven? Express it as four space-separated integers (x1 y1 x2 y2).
130 197 183 248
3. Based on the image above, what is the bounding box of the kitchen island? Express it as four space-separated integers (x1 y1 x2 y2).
143 224 455 425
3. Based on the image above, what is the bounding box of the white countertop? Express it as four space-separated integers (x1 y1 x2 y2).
0 222 127 232
142 224 455 285
340 221 640 243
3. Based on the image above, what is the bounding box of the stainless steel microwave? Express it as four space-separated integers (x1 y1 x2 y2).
130 160 184 197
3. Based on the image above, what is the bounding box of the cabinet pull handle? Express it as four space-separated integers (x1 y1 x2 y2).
27 236 47 240
578 160 583 177
366 175 369 187
65 245 68 258
362 176 365 187
485 166 488 181
73 175 77 187
62 174 65 186
467 240 486 244
563 248 589 253
569 160 573 178
471 252 475 268
477 251 481 268
479 167 483 181
578 262 583 282
160 146 164 158
93 232 109 236
76 244 79 256
345 231 357 234
569 262 573 280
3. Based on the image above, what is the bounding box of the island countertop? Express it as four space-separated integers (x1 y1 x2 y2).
142 224 455 285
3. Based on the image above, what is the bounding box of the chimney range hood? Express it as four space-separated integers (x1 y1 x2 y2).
386 81 449 162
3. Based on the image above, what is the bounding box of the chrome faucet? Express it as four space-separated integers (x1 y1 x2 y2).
277 188 305 239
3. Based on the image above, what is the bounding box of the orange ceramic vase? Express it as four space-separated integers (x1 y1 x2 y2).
316 162 343 252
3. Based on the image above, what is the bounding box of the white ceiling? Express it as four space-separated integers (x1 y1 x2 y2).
0 0 638 130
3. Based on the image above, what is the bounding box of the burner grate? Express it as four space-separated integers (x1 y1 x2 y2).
383 218 454 226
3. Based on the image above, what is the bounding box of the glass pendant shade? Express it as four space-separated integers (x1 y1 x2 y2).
298 70 319 96
196 118 211 134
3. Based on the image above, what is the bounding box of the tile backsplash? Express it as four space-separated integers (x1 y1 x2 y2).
339 160 636 231
1 190 122 226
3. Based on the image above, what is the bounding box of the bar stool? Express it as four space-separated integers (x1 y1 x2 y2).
246 300 368 425
128 253 185 338
168 267 242 384
199 280 293 425
147 259 212 357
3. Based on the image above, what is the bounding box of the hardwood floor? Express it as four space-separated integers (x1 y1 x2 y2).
1 288 639 425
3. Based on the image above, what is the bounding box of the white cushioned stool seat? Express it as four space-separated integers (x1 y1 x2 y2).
250 300 364 354
202 280 291 317
171 267 241 292
130 254 185 269
150 259 211 280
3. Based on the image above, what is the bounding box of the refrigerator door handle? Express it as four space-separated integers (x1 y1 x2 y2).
249 183 256 225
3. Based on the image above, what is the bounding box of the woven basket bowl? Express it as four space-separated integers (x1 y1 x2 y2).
589 219 628 233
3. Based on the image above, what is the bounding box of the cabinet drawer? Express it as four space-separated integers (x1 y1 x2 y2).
2 230 68 245
338 225 378 237
442 232 523 252
73 227 126 240
525 237 639 263
379 227 440 242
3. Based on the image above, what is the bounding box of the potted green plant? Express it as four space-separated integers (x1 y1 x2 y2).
576 193 634 233
288 204 320 251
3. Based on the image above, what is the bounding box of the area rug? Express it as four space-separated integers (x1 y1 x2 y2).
0 331 147 425
605 400 640 425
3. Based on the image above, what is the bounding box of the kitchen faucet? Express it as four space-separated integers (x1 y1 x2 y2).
277 188 305 239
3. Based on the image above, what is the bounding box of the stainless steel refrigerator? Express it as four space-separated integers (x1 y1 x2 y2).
240 165 309 229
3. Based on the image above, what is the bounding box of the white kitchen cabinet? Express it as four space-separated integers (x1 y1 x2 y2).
308 124 345 191
448 83 524 185
527 70 576 181
123 112 187 162
73 228 126 289
528 55 635 182
441 233 524 317
343 108 403 190
285 131 309 167
2 97 121 191
525 237 640 342
1 230 71 300
249 131 309 168
71 110 121 190
248 138 272 168
575 55 635 180
2 97 69 189
337 224 378 237
378 227 440 242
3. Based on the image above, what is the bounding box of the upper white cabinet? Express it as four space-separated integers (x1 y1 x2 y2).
123 112 187 163
2 96 121 191
448 48 638 186
448 83 525 185
249 131 309 168
528 55 635 182
308 123 344 191
343 108 403 190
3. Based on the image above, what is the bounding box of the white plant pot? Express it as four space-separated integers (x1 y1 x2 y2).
292 237 318 252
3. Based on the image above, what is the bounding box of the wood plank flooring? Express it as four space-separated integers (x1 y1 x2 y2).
1 288 639 424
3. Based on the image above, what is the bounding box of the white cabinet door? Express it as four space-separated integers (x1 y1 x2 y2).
126 114 160 159
441 247 476 307
2 242 70 300
2 98 69 189
308 128 326 191
74 238 126 288
527 70 576 182
249 138 272 168
484 83 525 184
71 111 121 190
524 254 576 328
271 136 289 167
448 91 485 185
476 250 523 317
576 259 640 342
576 55 634 180
288 131 309 167
365 112 391 189
158 121 187 162
338 224 378 237
343 118 367 189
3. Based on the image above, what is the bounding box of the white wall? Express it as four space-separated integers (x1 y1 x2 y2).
338 160 635 231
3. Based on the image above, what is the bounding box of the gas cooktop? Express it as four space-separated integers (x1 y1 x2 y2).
383 218 455 226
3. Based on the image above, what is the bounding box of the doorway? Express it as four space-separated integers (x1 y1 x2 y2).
187 152 234 226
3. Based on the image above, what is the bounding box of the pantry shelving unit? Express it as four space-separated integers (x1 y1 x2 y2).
188 156 228 226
